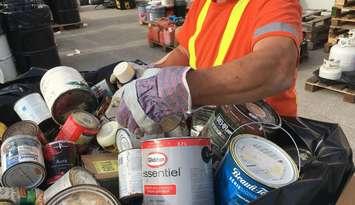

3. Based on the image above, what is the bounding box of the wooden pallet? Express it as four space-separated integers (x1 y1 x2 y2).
148 40 176 52
335 0 355 7
52 22 84 31
305 75 355 103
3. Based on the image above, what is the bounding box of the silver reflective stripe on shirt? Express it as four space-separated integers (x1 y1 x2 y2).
254 22 299 40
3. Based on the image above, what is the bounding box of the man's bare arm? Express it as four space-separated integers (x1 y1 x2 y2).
187 36 298 106
153 45 189 67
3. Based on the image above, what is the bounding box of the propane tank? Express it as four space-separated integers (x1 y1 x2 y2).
329 29 355 72
319 59 342 80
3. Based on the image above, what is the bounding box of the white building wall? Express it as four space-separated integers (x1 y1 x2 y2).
300 0 334 10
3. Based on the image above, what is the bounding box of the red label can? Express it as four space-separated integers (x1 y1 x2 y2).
56 111 100 145
44 140 78 186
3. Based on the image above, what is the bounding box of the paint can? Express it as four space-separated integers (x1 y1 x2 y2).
56 111 100 145
1 135 46 188
0 187 44 205
0 122 7 144
97 121 121 152
44 140 78 186
141 137 214 205
14 93 51 125
46 184 120 205
91 79 115 99
116 128 140 153
215 134 299 205
202 101 281 159
44 167 98 204
160 115 190 138
3 120 48 145
40 66 98 124
118 148 143 202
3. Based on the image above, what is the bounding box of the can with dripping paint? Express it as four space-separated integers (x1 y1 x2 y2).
118 148 143 203
202 101 281 161
0 187 44 205
46 184 120 205
215 134 299 205
40 66 98 125
116 128 140 153
141 137 214 205
56 111 100 145
1 135 46 188
44 167 98 204
3 120 48 145
44 140 78 186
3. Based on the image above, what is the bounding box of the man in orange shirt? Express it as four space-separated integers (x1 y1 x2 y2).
116 0 302 134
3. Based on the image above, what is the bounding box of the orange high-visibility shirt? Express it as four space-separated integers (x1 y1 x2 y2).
177 0 302 116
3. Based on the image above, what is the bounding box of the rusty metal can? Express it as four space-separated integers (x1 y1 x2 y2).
1 135 46 188
40 66 98 125
3 120 48 145
46 184 120 205
118 149 143 202
44 167 98 204
0 187 44 205
56 111 100 145
141 137 214 205
44 141 78 186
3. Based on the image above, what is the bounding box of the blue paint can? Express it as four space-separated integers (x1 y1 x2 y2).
216 134 299 205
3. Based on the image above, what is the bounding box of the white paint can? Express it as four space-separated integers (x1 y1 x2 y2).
46 184 120 205
1 135 46 188
141 137 214 205
14 93 51 125
44 166 98 204
40 66 98 124
97 121 120 151
0 34 17 84
118 149 143 201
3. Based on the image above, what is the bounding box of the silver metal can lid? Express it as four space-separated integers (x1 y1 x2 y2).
72 111 100 130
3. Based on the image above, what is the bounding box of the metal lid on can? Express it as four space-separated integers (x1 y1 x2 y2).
230 134 299 188
234 101 281 128
69 167 98 186
71 111 100 130
113 62 135 84
116 128 136 153
3 121 39 140
46 184 120 205
97 121 120 148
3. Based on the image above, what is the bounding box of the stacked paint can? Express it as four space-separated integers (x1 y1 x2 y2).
2 2 60 73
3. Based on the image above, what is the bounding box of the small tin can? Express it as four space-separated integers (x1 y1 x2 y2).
97 121 120 152
141 137 214 205
44 140 78 186
13 93 52 125
1 135 46 188
56 111 100 145
91 79 115 99
116 128 140 153
3 120 48 145
44 167 98 204
46 184 120 205
118 149 143 202
40 66 98 125
0 187 44 205
215 134 299 205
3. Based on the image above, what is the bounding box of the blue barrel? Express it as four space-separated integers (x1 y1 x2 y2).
215 134 299 205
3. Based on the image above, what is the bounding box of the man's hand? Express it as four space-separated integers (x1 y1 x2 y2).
116 67 191 135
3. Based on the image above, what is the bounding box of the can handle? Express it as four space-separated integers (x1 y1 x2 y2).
221 121 301 173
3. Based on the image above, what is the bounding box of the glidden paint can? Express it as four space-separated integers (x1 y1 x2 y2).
116 128 140 153
1 135 46 188
215 134 299 205
141 137 214 205
46 184 120 205
3 121 48 145
118 149 143 202
56 111 100 145
0 187 44 205
203 101 281 160
44 141 78 185
40 66 98 125
14 93 51 125
44 167 98 204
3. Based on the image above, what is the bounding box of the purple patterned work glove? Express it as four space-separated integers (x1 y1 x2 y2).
116 67 191 135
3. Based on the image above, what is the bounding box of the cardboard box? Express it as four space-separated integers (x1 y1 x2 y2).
336 173 355 205
81 153 119 198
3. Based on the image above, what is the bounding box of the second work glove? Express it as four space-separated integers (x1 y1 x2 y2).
116 67 191 135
